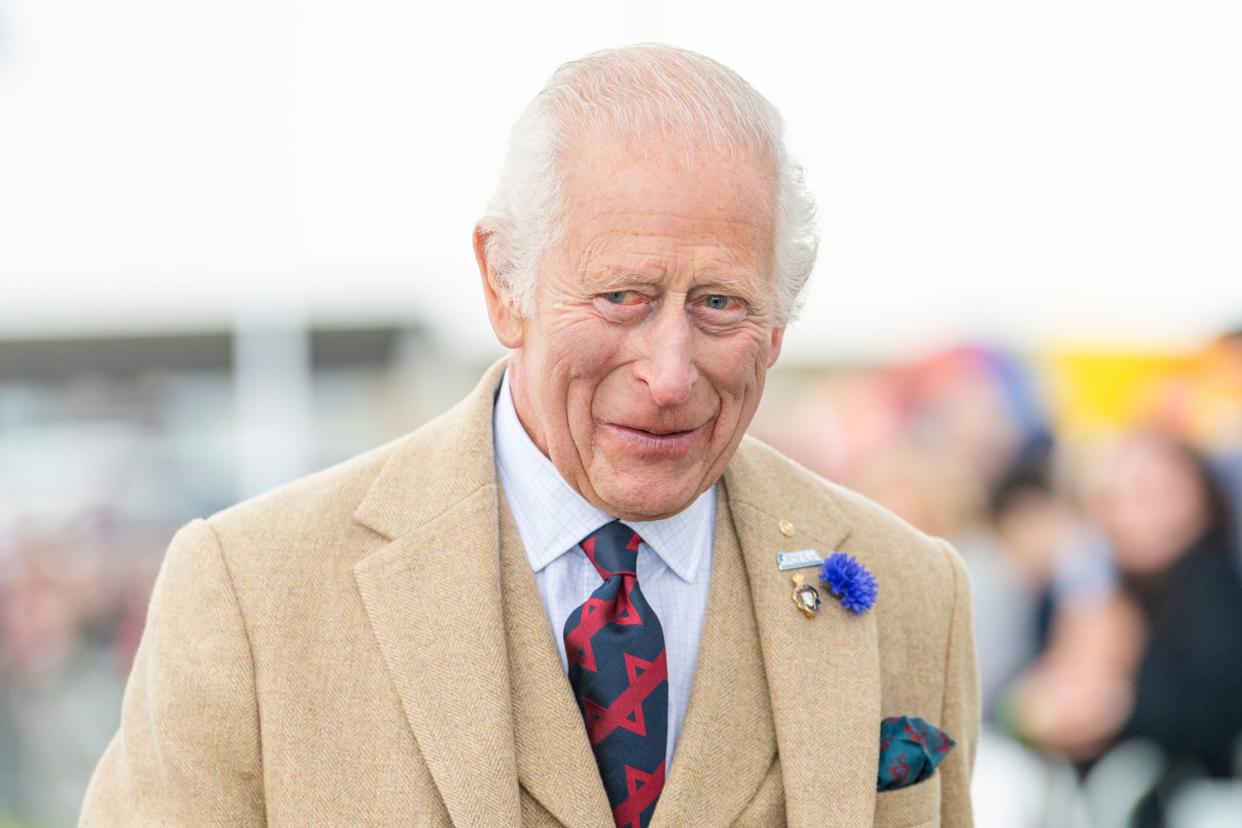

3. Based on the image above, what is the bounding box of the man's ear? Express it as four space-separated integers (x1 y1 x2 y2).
473 224 525 349
766 325 785 368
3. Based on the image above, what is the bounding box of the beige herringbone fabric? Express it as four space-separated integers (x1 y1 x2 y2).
79 357 979 827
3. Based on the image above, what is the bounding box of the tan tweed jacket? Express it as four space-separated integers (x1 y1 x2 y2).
80 358 979 827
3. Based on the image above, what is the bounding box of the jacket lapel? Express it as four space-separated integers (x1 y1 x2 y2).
724 439 882 827
650 487 777 827
496 486 616 828
352 358 523 827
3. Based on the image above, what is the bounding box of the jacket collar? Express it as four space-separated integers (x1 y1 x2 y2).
353 357 507 541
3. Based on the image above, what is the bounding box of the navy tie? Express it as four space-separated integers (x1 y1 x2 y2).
562 521 668 828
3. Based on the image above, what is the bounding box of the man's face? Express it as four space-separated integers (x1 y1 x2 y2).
482 134 785 520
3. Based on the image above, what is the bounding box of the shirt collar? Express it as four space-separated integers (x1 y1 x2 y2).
492 368 714 583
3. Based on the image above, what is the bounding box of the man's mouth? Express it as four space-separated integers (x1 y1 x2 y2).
598 421 709 455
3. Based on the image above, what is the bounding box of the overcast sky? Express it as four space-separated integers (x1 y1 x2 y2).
1 0 1239 360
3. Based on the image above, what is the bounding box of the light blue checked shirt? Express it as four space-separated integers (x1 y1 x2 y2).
492 368 716 771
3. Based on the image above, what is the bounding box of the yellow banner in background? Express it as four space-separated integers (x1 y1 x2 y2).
1039 340 1242 449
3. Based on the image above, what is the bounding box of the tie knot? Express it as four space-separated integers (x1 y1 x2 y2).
579 520 642 580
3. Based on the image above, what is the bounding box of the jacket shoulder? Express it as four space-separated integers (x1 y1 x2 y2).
196 358 505 587
730 435 966 615
206 434 398 545
733 435 951 554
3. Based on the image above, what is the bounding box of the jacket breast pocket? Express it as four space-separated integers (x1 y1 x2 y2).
873 776 940 828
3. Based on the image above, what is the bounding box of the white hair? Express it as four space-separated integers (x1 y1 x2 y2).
478 43 818 324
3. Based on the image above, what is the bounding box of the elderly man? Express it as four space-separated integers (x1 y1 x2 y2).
81 44 978 827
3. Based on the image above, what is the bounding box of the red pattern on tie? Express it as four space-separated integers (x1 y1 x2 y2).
562 521 668 828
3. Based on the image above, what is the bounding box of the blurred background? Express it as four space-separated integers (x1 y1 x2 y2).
2 1 1240 826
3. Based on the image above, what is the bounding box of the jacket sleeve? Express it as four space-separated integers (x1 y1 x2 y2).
935 537 980 828
79 518 265 826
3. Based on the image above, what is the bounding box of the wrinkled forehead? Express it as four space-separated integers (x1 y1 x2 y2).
556 131 779 267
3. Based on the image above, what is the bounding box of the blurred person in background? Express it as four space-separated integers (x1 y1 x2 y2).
1004 429 1242 825
851 442 979 542
902 346 1034 492
77 44 979 827
961 438 1116 722
1191 329 1242 569
0 525 126 827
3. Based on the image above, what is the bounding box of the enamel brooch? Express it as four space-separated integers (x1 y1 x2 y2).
790 572 822 619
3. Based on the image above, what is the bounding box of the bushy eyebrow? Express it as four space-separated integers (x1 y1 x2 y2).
580 267 660 291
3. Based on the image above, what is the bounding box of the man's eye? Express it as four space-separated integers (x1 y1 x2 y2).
602 290 641 305
704 294 733 310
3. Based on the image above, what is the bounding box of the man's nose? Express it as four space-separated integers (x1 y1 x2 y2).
633 304 697 408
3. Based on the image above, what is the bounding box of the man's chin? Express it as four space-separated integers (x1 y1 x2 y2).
587 473 706 521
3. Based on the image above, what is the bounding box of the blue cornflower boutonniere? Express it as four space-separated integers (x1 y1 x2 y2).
819 552 878 615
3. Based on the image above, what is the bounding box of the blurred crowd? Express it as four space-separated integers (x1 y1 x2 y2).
2 330 1241 826
753 330 1242 826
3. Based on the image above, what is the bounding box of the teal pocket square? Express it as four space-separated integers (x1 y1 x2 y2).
877 716 956 791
